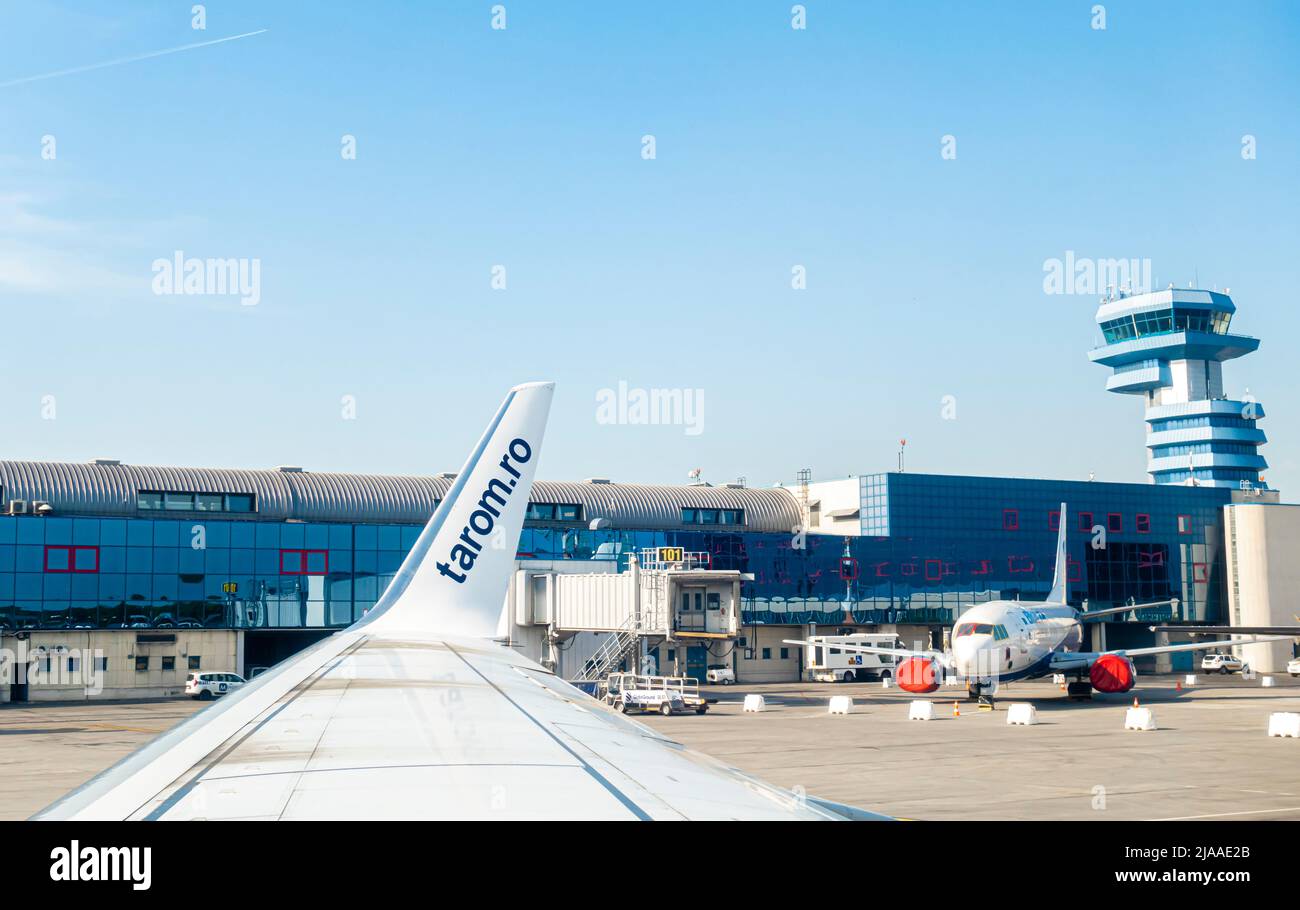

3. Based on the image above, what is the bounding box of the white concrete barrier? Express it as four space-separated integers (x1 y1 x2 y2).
1006 703 1038 726
1261 676 1276 688
828 695 853 715
1125 707 1158 731
742 694 766 713
881 677 891 689
908 700 935 721
1051 674 1066 685
1183 674 1197 686
1267 712 1300 738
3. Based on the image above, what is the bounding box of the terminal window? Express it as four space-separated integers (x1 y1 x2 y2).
280 549 329 575
43 544 99 573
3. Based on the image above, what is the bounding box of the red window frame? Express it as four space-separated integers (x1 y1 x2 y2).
1192 562 1209 584
1002 509 1019 531
1048 510 1060 532
280 548 329 576
838 557 859 581
1178 514 1193 535
1135 513 1151 534
925 559 943 582
43 545 99 573
1078 511 1094 532
1107 512 1123 533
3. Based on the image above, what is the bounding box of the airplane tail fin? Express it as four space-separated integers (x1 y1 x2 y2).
364 381 555 637
1046 501 1069 604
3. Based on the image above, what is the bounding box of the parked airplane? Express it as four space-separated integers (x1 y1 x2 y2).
35 382 883 821
786 504 1283 703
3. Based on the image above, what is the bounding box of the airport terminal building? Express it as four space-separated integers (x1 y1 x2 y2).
0 459 1287 700
1 288 1292 700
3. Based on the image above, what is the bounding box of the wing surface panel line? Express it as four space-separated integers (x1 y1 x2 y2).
444 641 656 821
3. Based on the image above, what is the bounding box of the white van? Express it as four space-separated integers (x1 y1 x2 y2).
186 671 247 700
803 633 900 682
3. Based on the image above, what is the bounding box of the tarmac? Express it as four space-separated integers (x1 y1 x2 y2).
2 673 1298 820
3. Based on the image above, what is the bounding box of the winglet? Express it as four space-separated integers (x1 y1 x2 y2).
363 381 555 637
1046 502 1069 604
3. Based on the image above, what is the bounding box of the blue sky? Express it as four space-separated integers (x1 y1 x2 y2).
1 1 1297 493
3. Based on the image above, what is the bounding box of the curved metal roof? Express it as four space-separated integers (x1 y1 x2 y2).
0 461 803 532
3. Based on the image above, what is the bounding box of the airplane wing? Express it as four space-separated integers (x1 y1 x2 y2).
782 639 952 668
35 382 879 821
1049 635 1290 671
1149 624 1300 637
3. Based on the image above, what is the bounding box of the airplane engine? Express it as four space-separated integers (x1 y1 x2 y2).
897 656 942 693
1089 654 1136 693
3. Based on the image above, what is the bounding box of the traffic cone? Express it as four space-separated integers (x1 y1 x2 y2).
1175 679 1182 691
1132 695 1140 708
952 701 960 717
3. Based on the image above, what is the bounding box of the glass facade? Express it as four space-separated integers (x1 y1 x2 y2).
0 472 1233 633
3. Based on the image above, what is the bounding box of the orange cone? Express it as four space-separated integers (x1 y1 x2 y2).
952 700 960 717
1132 695 1140 708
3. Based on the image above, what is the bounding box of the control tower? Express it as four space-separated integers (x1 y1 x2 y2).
1088 288 1267 488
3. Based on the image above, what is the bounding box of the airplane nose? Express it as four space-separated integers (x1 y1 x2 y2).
953 637 994 678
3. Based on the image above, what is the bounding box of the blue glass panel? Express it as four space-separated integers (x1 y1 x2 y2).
154 549 179 574
99 519 126 545
280 523 305 548
43 518 72 545
255 524 280 548
178 548 205 573
330 524 352 549
0 518 15 544
16 546 43 572
153 520 180 547
0 546 13 572
127 520 152 546
377 526 401 550
401 526 421 548
354 525 377 550
126 548 152 573
17 521 44 545
230 522 255 548
72 519 99 545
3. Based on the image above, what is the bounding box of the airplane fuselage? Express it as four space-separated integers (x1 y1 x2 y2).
950 600 1083 689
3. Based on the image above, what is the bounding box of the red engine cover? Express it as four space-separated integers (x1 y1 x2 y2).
1090 654 1136 693
897 656 940 693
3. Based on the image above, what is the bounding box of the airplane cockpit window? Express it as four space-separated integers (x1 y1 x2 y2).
955 623 995 638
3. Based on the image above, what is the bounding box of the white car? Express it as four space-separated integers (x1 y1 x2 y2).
1201 653 1245 674
705 664 735 685
186 671 247 700
1287 657 1300 678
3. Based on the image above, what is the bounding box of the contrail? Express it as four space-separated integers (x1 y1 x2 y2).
0 29 268 88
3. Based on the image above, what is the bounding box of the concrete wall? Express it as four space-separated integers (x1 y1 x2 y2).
802 477 862 536
1225 503 1300 673
736 626 802 682
1 630 239 702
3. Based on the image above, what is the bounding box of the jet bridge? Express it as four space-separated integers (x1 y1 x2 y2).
506 549 742 680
